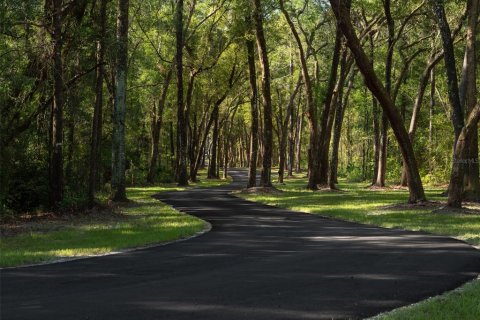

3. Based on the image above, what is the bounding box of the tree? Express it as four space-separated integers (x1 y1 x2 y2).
111 0 129 201
461 0 479 201
329 0 426 203
49 0 65 207
444 0 480 207
175 0 189 186
251 0 273 188
246 35 259 188
88 0 108 205
279 0 320 190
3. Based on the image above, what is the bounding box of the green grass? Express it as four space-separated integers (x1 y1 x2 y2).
238 175 480 320
0 174 229 268
371 279 480 320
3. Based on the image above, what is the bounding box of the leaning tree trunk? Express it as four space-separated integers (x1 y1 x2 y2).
329 0 426 203
246 37 259 188
280 0 319 189
399 52 443 186
111 0 129 201
433 0 472 207
49 0 65 207
252 0 273 187
88 0 107 205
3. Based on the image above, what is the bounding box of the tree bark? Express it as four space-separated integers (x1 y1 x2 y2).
88 0 107 205
329 0 426 203
246 37 259 188
369 33 380 185
330 67 356 188
462 0 479 201
448 104 480 207
175 0 188 186
111 0 129 201
208 105 219 179
147 68 172 183
374 0 394 188
49 0 65 207
432 0 464 141
252 0 273 187
280 0 319 189
399 52 443 186
295 101 303 173
278 75 301 183
318 26 342 185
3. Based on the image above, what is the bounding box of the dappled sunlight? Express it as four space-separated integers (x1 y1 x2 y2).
241 178 480 246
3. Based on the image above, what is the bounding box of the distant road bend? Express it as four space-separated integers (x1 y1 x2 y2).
1 170 479 319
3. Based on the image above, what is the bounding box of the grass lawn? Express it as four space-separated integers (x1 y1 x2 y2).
0 174 229 268
237 175 480 320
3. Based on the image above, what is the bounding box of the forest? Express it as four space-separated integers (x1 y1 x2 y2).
1 0 479 215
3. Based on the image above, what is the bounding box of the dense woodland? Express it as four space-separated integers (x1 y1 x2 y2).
1 0 479 215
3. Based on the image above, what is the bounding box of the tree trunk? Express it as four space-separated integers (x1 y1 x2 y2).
252 0 273 187
88 0 107 205
278 75 301 184
147 68 172 184
432 0 465 140
329 0 426 203
295 104 303 173
330 67 356 188
208 106 219 179
448 104 480 207
400 52 443 186
369 35 380 185
318 27 342 185
429 69 435 174
175 0 188 186
287 90 295 177
111 0 129 201
374 0 394 188
49 0 65 207
280 0 319 189
246 37 259 188
462 0 479 201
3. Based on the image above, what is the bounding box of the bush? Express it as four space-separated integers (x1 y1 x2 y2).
5 166 49 213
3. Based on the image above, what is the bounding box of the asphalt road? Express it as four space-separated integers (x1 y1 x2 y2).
1 170 479 319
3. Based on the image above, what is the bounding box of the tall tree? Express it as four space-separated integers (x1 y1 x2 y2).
49 0 65 207
445 0 480 207
246 36 259 188
251 0 273 187
329 0 426 203
317 26 342 186
111 0 129 201
175 0 188 186
279 0 319 190
88 0 107 205
147 68 172 184
461 0 479 201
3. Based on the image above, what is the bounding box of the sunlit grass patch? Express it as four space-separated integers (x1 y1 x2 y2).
0 173 228 268
370 278 480 320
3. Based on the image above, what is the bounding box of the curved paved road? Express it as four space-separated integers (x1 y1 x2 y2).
1 170 479 320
